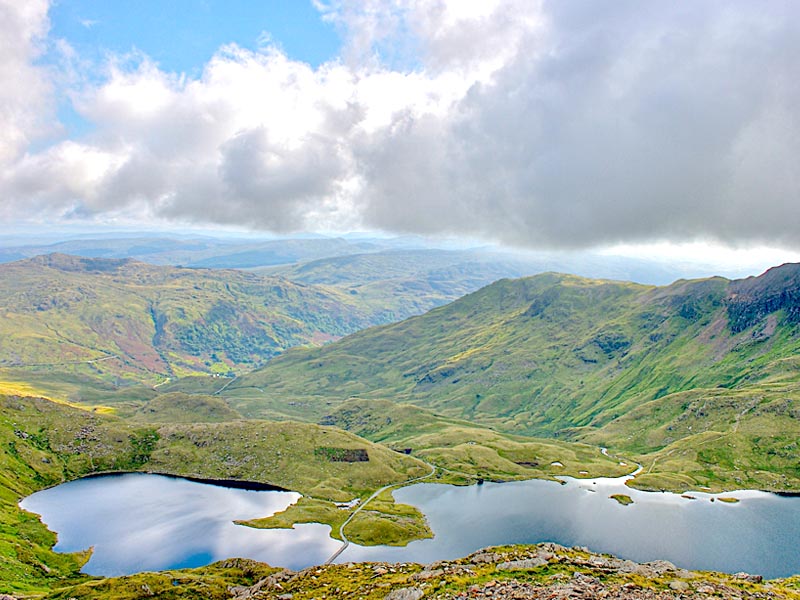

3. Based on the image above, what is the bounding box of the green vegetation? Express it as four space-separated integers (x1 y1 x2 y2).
43 558 280 600
0 253 398 390
230 265 800 493
610 493 634 505
580 383 800 492
320 399 630 483
148 420 428 501
132 392 242 422
0 393 430 594
241 490 433 547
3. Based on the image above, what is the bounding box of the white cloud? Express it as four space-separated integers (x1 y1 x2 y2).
0 0 53 163
0 0 798 250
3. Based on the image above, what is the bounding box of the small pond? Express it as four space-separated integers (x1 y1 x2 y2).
21 472 800 578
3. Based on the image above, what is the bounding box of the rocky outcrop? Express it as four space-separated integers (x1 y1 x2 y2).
726 263 800 333
225 543 793 600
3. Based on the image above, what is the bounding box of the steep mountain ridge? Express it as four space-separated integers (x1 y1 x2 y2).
726 262 800 332
233 265 800 436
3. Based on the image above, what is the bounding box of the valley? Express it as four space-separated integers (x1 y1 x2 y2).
0 252 798 597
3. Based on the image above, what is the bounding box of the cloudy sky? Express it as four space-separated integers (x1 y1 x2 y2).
1 0 798 258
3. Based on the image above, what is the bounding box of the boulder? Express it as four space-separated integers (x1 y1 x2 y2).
384 586 423 600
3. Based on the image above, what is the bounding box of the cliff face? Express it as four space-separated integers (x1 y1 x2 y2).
726 263 800 333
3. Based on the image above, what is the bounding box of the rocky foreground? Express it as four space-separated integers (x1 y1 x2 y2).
35 544 800 600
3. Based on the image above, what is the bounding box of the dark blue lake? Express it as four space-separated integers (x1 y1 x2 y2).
21 472 800 578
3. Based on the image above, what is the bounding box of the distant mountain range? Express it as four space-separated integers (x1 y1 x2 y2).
0 235 389 268
3 249 798 494
0 232 766 284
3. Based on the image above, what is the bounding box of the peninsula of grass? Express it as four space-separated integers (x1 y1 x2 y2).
240 488 433 547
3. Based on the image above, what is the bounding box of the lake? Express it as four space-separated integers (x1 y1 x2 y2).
20 473 340 576
21 472 800 578
342 476 800 578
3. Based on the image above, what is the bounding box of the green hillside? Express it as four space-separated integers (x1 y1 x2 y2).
264 249 538 322
318 398 630 484
132 392 242 422
0 253 394 389
231 264 800 491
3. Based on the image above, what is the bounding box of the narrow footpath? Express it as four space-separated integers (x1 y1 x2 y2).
324 461 437 564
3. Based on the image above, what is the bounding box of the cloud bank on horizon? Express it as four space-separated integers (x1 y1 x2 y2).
1 0 798 250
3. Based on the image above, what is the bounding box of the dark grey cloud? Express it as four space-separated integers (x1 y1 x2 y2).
354 0 800 248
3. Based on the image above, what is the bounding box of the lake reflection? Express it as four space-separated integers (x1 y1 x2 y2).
340 476 800 579
20 473 340 576
21 472 800 579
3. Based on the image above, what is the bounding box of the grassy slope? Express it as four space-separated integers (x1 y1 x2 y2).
579 382 800 492
231 266 800 492
132 392 243 422
229 273 716 429
320 399 631 483
0 253 385 388
0 394 158 593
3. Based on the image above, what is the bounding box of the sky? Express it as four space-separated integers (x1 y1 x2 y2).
1 0 799 266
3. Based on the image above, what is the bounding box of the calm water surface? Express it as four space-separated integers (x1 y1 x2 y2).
21 472 800 578
341 476 800 578
20 473 340 576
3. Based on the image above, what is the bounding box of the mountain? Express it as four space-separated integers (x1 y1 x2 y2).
41 544 800 600
263 246 775 332
263 248 541 322
0 254 394 389
231 264 800 491
0 236 389 268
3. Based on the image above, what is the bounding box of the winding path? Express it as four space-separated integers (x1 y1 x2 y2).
324 461 437 564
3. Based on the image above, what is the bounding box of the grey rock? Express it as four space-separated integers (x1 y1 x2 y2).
469 551 500 563
668 580 690 591
384 586 424 600
496 557 548 571
412 568 444 580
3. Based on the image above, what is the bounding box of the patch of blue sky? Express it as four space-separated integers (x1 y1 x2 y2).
48 0 342 74
41 1 341 144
